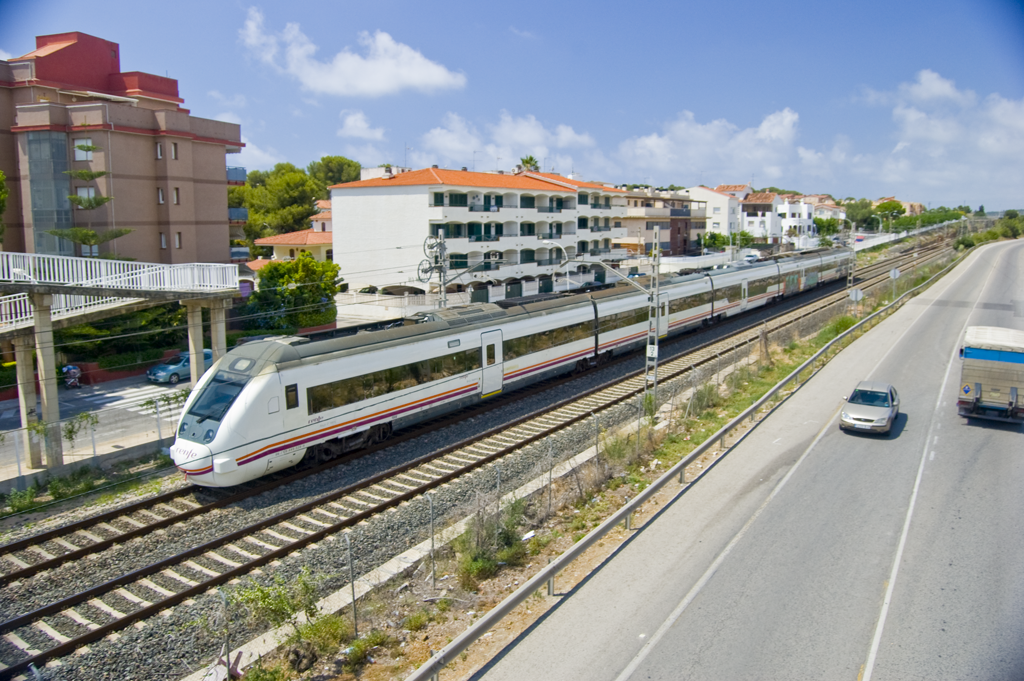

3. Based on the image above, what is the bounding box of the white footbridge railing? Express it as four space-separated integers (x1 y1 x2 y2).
0 252 238 333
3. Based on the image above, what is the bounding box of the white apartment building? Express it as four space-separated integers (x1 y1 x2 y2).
684 186 740 239
741 192 784 242
778 199 815 238
813 203 847 221
330 167 628 302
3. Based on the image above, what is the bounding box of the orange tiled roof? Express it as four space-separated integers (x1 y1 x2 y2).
526 172 627 193
329 167 579 193
315 200 331 211
247 258 272 271
17 40 76 59
715 184 750 192
312 211 332 221
255 230 333 246
687 186 737 199
742 192 778 204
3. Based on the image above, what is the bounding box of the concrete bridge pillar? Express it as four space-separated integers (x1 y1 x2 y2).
183 300 206 387
210 298 229 362
12 334 42 469
30 293 62 468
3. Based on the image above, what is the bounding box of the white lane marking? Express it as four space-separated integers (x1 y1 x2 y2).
861 247 992 681
929 451 935 461
773 438 782 444
612 408 841 681
933 436 939 444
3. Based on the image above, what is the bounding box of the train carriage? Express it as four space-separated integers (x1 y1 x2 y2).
173 247 854 487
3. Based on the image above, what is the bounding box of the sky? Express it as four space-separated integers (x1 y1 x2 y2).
2 0 1023 210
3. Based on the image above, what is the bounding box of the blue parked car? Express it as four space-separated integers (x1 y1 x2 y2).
146 349 214 384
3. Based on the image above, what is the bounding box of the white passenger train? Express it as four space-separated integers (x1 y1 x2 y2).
172 248 852 486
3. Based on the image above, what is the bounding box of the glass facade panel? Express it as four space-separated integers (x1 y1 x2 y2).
27 132 74 255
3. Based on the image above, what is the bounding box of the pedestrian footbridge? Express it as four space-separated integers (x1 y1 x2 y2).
0 251 239 472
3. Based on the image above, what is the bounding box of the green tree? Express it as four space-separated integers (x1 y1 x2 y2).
736 230 756 247
43 227 134 258
55 303 187 358
241 252 342 330
307 155 361 195
875 200 906 232
839 198 874 228
1005 209 1019 220
813 217 841 237
702 232 728 249
520 155 539 171
0 170 8 245
974 205 986 216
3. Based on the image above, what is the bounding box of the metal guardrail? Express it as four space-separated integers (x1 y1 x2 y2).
406 246 963 681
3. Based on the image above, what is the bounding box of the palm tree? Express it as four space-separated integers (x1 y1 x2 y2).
520 155 539 171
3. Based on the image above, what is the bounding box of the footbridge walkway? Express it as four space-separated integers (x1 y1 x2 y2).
0 251 239 473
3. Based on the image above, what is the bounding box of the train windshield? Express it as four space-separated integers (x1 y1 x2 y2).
188 370 249 423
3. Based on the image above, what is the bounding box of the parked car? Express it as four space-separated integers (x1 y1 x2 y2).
840 381 900 434
146 349 214 384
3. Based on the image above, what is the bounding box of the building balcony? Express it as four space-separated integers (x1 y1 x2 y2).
228 207 248 222
536 206 562 214
468 205 503 212
589 204 611 210
590 225 612 232
538 232 563 240
227 166 247 185
469 234 502 242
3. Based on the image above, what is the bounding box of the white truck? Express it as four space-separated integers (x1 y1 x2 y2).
957 326 1024 423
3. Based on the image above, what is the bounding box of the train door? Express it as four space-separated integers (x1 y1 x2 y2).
481 330 503 397
740 280 749 311
658 292 669 338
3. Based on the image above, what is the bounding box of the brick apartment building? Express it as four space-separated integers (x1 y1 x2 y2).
0 32 244 263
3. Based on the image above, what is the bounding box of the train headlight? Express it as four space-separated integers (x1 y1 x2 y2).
203 429 215 444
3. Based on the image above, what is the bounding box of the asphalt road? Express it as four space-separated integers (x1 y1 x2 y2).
475 240 1024 681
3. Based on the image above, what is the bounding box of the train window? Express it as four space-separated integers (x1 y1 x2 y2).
448 339 460 348
285 384 298 409
306 348 484 415
504 320 593 360
486 344 495 366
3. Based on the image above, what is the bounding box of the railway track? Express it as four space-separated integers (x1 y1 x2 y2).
0 243 951 678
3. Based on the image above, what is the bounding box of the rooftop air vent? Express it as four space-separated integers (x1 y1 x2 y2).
461 167 468 172
432 164 439 169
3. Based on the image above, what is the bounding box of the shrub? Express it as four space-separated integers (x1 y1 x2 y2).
6 486 40 513
293 613 351 655
404 610 430 632
48 466 101 500
347 629 391 666
816 315 857 344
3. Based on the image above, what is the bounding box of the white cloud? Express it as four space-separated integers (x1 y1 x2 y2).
0 49 13 61
343 143 387 166
240 7 466 97
413 111 595 173
509 27 536 40
208 90 247 108
864 71 1024 204
236 135 285 170
617 108 801 182
899 69 975 107
337 110 385 140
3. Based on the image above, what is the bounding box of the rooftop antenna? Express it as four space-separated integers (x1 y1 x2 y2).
404 143 411 168
472 150 480 172
496 154 502 171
